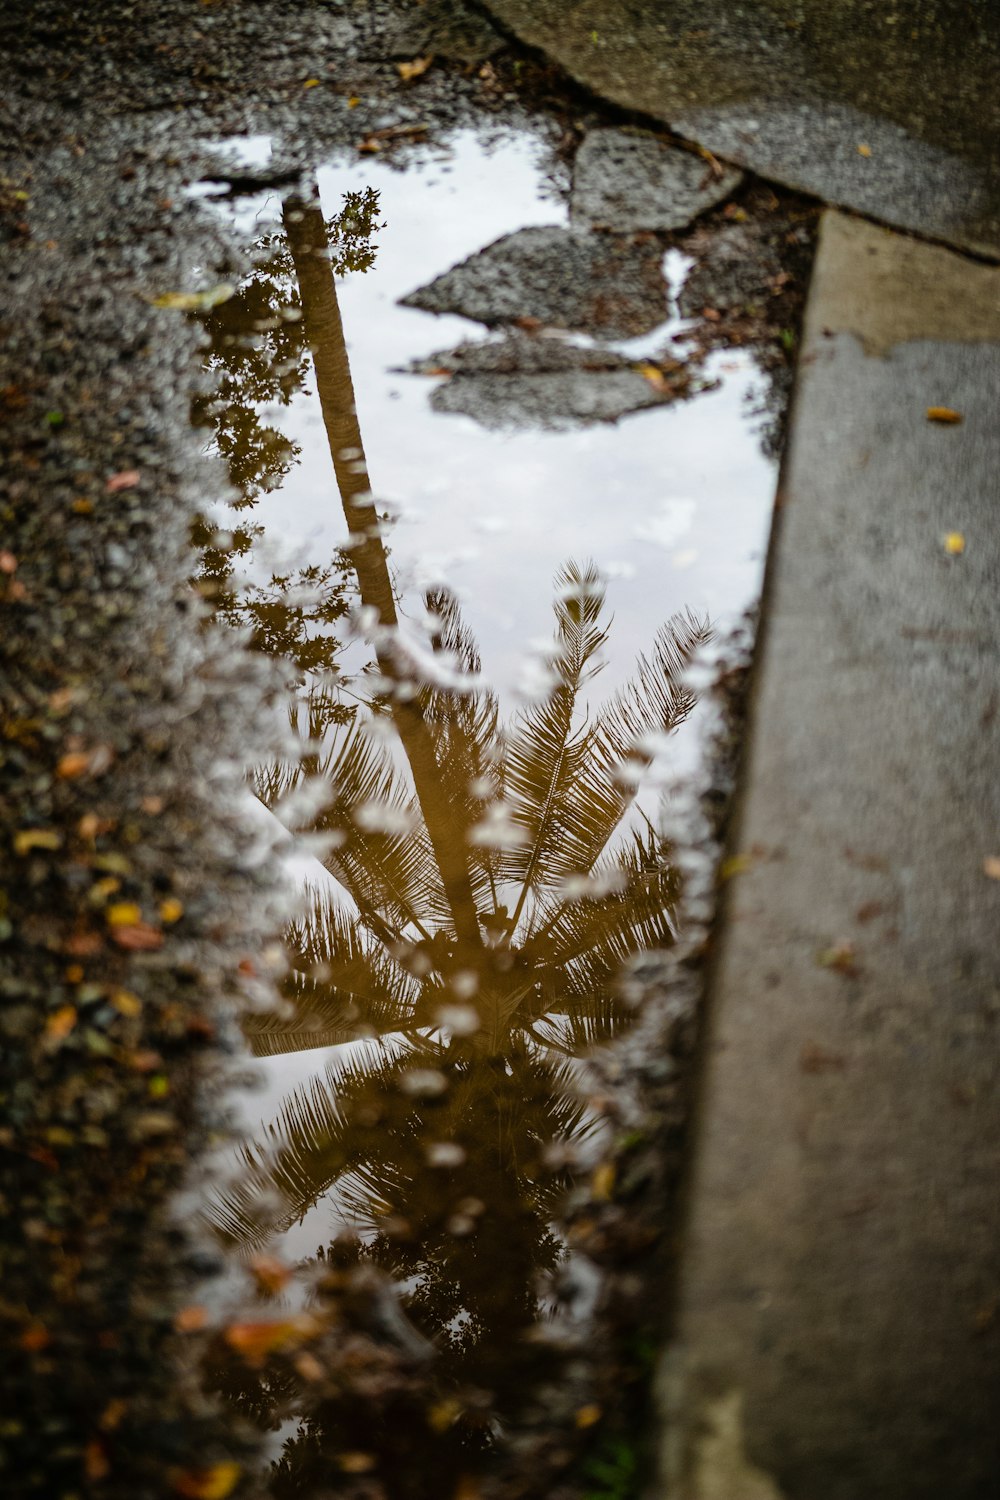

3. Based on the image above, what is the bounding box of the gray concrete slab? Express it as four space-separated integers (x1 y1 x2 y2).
398 225 669 337
481 1 1000 257
570 129 743 231
659 211 1000 1498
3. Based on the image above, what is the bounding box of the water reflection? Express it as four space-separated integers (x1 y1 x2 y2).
196 176 713 1492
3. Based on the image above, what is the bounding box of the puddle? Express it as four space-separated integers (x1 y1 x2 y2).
188 125 777 1493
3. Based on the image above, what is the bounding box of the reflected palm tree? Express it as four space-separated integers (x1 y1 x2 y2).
204 183 712 1491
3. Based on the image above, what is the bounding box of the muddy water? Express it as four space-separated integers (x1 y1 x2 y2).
191 129 775 1495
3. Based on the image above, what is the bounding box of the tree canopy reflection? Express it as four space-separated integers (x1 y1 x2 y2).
199 182 712 1495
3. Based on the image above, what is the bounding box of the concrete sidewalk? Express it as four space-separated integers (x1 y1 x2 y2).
481 0 1000 258
659 212 1000 1499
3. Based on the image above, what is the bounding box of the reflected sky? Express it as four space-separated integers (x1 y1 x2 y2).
193 122 777 1497
201 130 772 726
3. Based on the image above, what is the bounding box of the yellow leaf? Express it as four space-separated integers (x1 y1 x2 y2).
107 901 142 927
159 897 184 924
151 284 235 312
943 531 965 555
856 143 871 157
171 1463 241 1500
591 1161 616 1201
14 828 62 855
303 78 320 88
575 1404 603 1429
927 406 962 424
111 989 142 1016
397 55 433 82
337 1453 376 1474
635 362 667 391
347 94 360 107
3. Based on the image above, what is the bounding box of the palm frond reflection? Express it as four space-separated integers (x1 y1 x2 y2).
200 179 714 1482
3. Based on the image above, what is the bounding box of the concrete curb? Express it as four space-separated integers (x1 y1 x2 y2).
660 212 1000 1499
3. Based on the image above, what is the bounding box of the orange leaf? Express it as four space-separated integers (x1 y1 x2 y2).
171 1463 241 1500
926 406 962 424
57 751 92 779
223 1315 319 1365
44 1005 78 1044
19 1323 50 1351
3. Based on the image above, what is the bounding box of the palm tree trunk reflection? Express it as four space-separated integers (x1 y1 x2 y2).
283 190 484 957
208 184 716 1490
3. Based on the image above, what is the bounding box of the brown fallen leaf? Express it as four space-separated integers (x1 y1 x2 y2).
800 1041 847 1073
293 1351 325 1382
397 55 433 81
926 406 962 424
0 550 17 573
816 941 861 978
84 1439 110 1482
105 469 141 492
19 1323 51 1351
111 922 164 951
575 1404 602 1429
174 1305 209 1333
63 930 104 957
983 856 1000 880
248 1254 293 1296
99 1398 127 1431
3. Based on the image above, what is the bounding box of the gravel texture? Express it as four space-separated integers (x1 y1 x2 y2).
570 128 743 232
400 225 669 338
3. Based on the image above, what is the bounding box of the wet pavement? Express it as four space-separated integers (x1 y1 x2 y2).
1 5 802 1497
2 4 996 1500
479 0 1000 257
664 213 1000 1500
